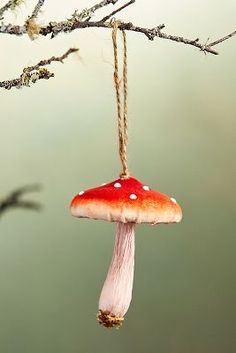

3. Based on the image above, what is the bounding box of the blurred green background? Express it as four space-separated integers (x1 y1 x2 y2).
0 1 235 352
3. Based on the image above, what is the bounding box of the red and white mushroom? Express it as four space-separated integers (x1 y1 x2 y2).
70 176 182 328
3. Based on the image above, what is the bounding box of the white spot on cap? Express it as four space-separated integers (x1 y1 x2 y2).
78 191 84 196
129 194 137 200
101 183 106 186
114 182 122 188
171 197 177 204
142 185 150 191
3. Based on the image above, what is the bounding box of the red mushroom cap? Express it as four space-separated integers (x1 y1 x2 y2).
70 176 182 224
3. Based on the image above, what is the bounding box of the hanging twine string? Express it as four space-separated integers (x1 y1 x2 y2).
112 21 129 179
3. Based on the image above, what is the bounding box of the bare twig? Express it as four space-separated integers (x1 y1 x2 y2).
29 0 46 20
101 0 135 22
88 0 119 15
208 30 236 47
0 185 42 217
0 47 78 90
27 47 78 70
0 0 23 20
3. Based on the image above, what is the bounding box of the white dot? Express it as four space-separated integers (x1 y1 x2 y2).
78 191 84 196
129 194 137 200
171 197 177 204
114 182 122 188
101 183 106 186
142 185 150 191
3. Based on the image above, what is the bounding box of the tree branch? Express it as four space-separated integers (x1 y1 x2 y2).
87 0 119 16
0 0 23 20
61 0 119 24
0 16 235 56
101 0 135 22
0 185 42 217
208 30 236 47
0 47 78 90
0 0 235 89
29 0 46 20
39 20 235 55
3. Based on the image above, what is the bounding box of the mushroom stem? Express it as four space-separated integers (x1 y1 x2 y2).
98 222 135 328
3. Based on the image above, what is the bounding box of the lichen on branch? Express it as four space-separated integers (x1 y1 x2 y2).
0 48 78 90
0 0 235 90
0 0 235 56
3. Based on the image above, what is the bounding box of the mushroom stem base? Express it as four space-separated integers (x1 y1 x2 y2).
97 310 124 328
98 222 135 327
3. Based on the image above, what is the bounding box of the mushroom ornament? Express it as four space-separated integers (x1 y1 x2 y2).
70 176 182 328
